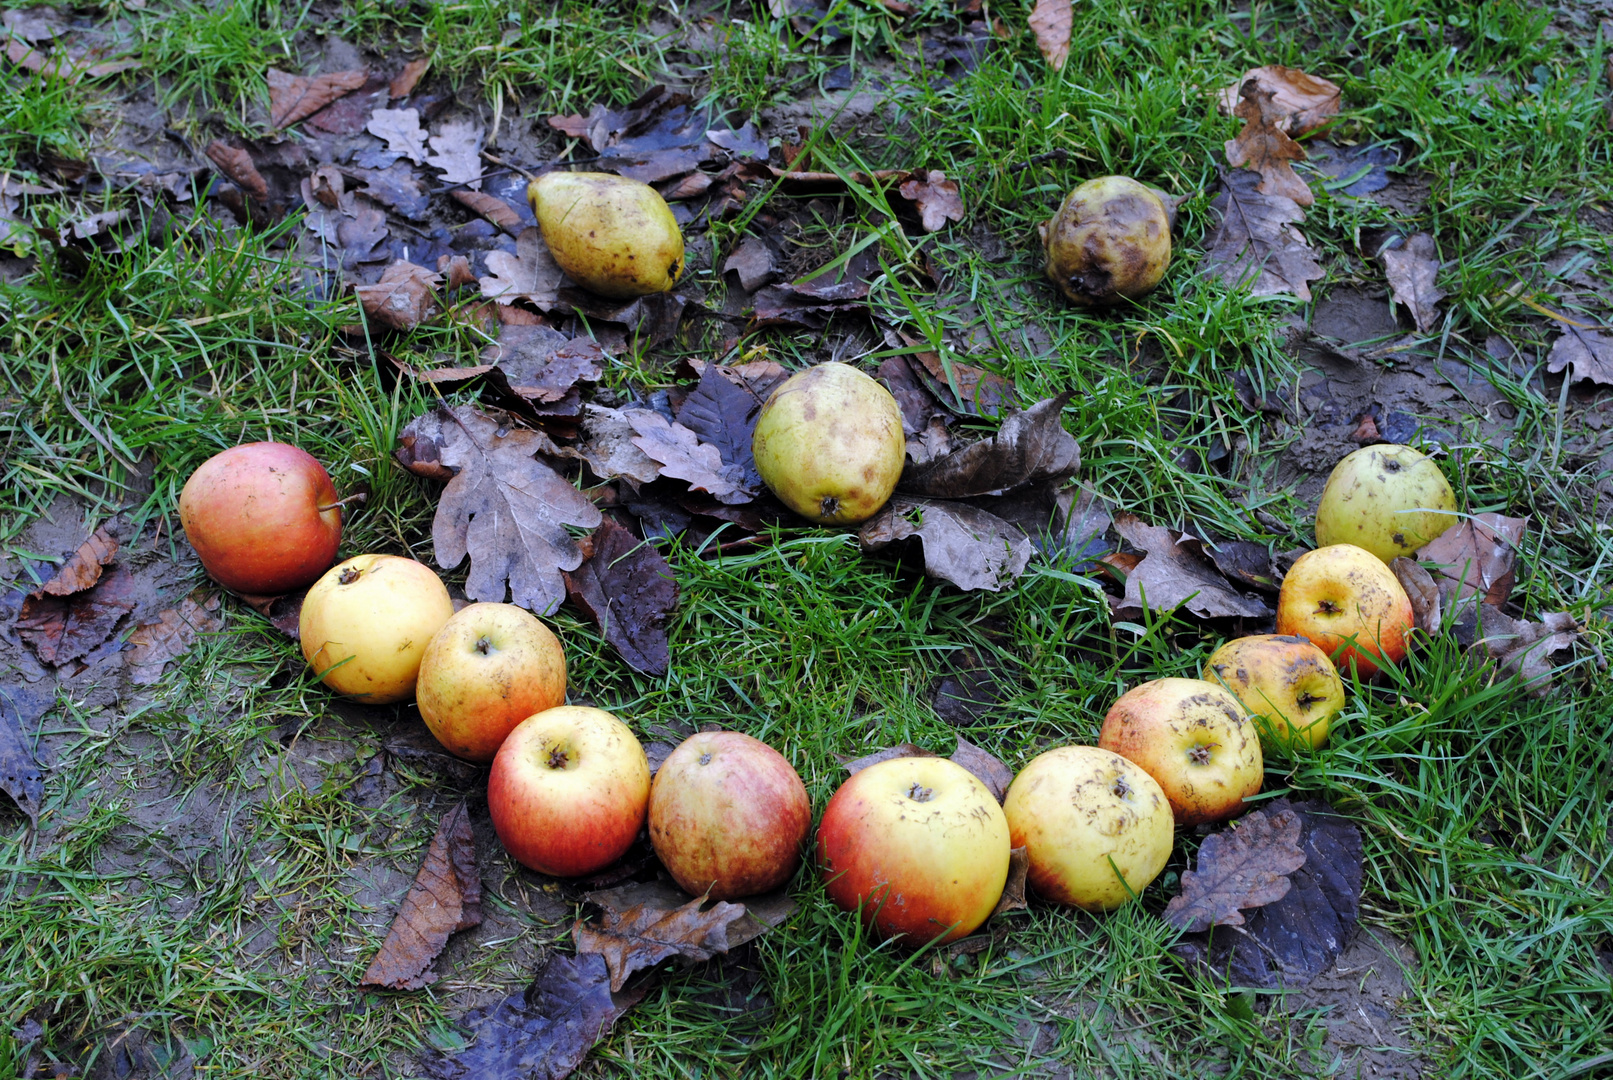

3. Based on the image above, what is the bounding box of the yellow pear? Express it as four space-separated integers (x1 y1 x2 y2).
527 171 684 298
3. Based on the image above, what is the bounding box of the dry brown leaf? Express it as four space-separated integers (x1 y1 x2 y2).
897 170 965 232
450 188 523 236
428 119 483 188
2 31 138 81
1201 170 1325 300
1028 0 1072 71
991 847 1030 917
205 142 269 203
16 564 139 666
1217 65 1341 137
1546 326 1613 386
950 736 1012 802
1381 233 1445 333
267 68 367 129
1163 808 1307 933
366 108 430 165
480 226 568 309
1417 514 1527 607
389 57 428 98
361 802 482 990
859 497 1036 592
565 406 664 485
627 410 749 503
899 394 1078 499
356 261 443 332
438 254 476 291
574 893 750 993
403 405 603 615
1472 608 1600 695
32 525 117 597
723 237 777 292
563 517 678 676
126 593 221 685
1225 77 1315 206
1392 556 1442 637
1110 513 1271 620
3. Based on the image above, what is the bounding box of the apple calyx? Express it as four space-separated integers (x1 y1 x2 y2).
1188 744 1215 766
698 752 712 765
1317 599 1341 615
475 635 493 655
906 782 935 803
338 566 362 585
820 495 840 518
547 746 570 770
1296 692 1325 710
1112 776 1131 799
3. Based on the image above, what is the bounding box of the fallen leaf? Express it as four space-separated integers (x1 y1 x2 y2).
236 590 305 640
421 952 645 1080
366 108 430 165
905 339 1015 418
428 120 484 188
362 802 482 990
750 250 878 331
403 405 603 616
2 31 138 81
1217 66 1341 137
16 564 139 665
950 736 1012 802
1163 807 1307 933
267 68 367 129
482 326 605 404
878 354 945 441
1110 513 1271 620
1 9 60 42
627 410 750 503
1307 140 1398 197
682 358 792 403
991 847 1030 917
1545 326 1613 386
1417 514 1526 607
125 593 221 685
356 261 443 332
900 394 1078 499
723 237 777 292
480 226 568 310
673 364 765 498
1173 800 1362 991
1471 608 1597 695
860 497 1036 592
440 254 476 291
347 163 430 219
31 526 117 597
567 406 664 485
1028 0 1072 70
705 121 768 161
1051 484 1113 566
572 86 716 183
896 171 965 232
0 676 52 822
563 517 678 676
1392 556 1441 637
1225 77 1315 206
451 189 523 236
1381 233 1445 333
1201 169 1325 301
390 57 428 98
574 893 750 993
205 142 269 204
1188 535 1280 594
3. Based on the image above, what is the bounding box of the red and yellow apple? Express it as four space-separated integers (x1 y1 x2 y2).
818 756 1010 946
180 441 343 594
488 706 651 878
299 554 454 704
415 603 567 762
647 731 811 900
1203 634 1346 751
1276 544 1414 678
1314 444 1458 563
1004 745 1174 911
1097 678 1262 826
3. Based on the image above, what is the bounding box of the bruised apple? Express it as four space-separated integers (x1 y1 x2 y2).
1276 544 1414 678
1098 678 1262 826
818 756 1010 946
751 362 906 525
1203 634 1345 751
299 554 454 704
1039 176 1172 307
1315 444 1459 563
648 731 811 900
1004 745 1174 911
179 442 343 594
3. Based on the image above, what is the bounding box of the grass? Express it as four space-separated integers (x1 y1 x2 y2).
2 0 1611 1076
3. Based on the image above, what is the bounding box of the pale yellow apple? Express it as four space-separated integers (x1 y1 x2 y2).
1315 444 1458 563
1004 745 1174 911
416 602 568 762
299 554 455 704
1203 634 1345 751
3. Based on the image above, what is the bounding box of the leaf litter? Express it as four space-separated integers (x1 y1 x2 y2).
562 516 678 676
1380 232 1446 333
362 801 483 990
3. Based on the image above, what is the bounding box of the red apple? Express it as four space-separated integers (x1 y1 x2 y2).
179 442 343 594
416 603 567 762
300 554 455 704
647 731 811 900
1276 544 1414 678
1097 678 1262 826
818 756 1010 946
488 706 650 878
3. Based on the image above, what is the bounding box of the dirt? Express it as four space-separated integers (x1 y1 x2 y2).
1285 929 1430 1078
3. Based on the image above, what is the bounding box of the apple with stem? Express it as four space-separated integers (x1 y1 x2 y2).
1315 444 1458 564
299 554 455 704
1276 544 1414 678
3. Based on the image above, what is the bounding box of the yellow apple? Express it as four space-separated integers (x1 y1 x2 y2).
1004 745 1174 911
1202 634 1345 751
415 603 568 762
1314 444 1458 563
299 554 455 704
1275 544 1414 678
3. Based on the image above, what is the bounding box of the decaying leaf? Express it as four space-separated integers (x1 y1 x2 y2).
627 410 749 503
750 251 877 331
896 171 965 232
404 405 603 616
933 647 1008 726
1417 513 1526 607
356 261 443 332
1225 77 1315 206
840 743 934 773
126 593 221 685
1 30 138 81
723 237 778 293
31 525 117 597
1191 535 1280 594
205 143 269 204
480 226 568 310
1028 0 1072 71
992 847 1030 917
1201 169 1325 301
16 563 139 665
1381 233 1445 334
860 497 1036 592
236 590 305 640
563 517 678 676
900 394 1078 499
574 890 748 993
950 736 1013 802
1163 807 1307 933
1217 66 1341 138
1471 608 1598 695
673 364 764 497
267 68 367 129
0 676 53 822
904 339 1014 418
1110 513 1271 620
451 189 523 236
428 120 484 188
561 86 716 184
366 108 430 165
362 802 483 990
1392 557 1442 637
481 325 604 405
567 406 664 485
1545 326 1613 386
390 57 428 98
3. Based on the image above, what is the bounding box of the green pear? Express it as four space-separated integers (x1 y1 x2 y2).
1039 176 1171 307
527 171 684 299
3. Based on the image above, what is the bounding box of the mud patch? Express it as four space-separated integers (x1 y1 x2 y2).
1284 928 1429 1078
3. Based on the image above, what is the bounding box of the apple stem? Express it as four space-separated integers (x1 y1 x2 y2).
338 567 362 585
317 492 369 513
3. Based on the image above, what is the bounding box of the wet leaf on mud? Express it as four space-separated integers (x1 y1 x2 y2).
900 394 1078 499
1110 513 1271 621
563 517 678 676
0 676 53 822
126 592 221 685
205 143 270 204
427 120 484 188
673 364 765 496
422 952 645 1080
481 326 605 405
267 68 367 129
1201 169 1325 301
905 340 1014 418
1417 513 1526 607
403 405 603 616
723 237 776 292
1471 608 1600 695
574 891 750 993
451 188 523 236
896 171 965 232
16 563 139 665
1028 0 1072 71
860 497 1036 592
362 802 483 990
1225 77 1316 207
1217 66 1341 138
356 260 443 332
627 410 750 503
1380 233 1445 334
1164 807 1307 933
992 847 1030 917
480 226 569 310
950 736 1012 802
1545 325 1613 386
366 107 430 165
31 525 117 597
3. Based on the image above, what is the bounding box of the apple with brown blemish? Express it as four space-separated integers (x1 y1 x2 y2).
299 554 455 704
1097 678 1262 826
1276 544 1414 679
1203 634 1346 751
1314 444 1459 564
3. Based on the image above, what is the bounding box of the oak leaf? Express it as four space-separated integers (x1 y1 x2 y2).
1225 77 1315 206
860 497 1036 592
1381 232 1445 333
563 517 678 676
1546 326 1613 386
1163 807 1307 933
574 893 750 993
1201 169 1325 300
1217 66 1341 137
31 525 117 597
1028 0 1071 71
